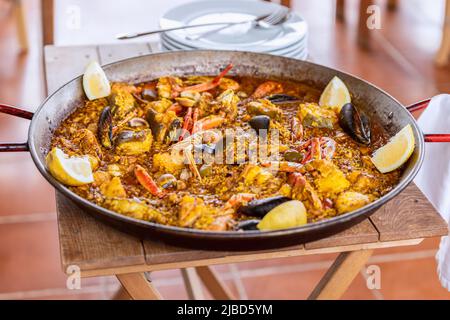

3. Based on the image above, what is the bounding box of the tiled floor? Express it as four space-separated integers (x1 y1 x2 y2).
0 0 449 299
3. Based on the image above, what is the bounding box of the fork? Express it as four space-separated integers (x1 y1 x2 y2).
186 8 290 41
117 8 289 40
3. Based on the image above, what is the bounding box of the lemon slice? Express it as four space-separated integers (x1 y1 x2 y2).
371 124 415 173
82 61 111 100
46 147 94 186
257 200 307 231
319 76 351 111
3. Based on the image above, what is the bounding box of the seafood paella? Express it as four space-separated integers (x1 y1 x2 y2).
46 62 415 232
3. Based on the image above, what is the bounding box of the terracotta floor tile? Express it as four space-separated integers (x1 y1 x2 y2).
376 258 450 299
0 220 67 292
0 153 55 216
241 269 375 300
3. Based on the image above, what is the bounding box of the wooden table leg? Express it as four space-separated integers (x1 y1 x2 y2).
308 249 374 300
195 266 236 300
116 273 162 300
436 0 450 66
181 268 205 300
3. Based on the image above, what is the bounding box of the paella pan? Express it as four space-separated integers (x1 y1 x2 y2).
0 51 444 249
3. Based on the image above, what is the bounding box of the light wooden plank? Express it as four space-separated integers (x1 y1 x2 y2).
308 249 374 300
98 43 152 65
370 184 448 241
41 0 54 45
80 238 424 277
56 192 146 271
116 273 162 300
305 219 378 250
44 45 98 93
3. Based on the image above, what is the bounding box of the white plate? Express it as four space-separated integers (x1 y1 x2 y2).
161 32 307 55
160 0 308 52
162 37 308 60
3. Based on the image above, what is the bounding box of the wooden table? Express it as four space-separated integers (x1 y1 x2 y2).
44 43 448 300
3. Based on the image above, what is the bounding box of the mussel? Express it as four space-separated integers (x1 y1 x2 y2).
98 106 113 149
238 196 291 218
235 220 260 231
165 118 181 143
146 108 166 142
266 94 301 104
157 174 177 189
338 103 371 145
115 129 152 155
248 115 270 131
129 117 149 128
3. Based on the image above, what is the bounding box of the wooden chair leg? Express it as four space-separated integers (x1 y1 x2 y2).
436 0 450 67
387 0 398 11
41 0 54 45
112 286 132 300
308 249 374 300
195 266 236 300
358 0 375 49
116 273 162 300
13 0 28 52
181 268 205 300
336 0 345 21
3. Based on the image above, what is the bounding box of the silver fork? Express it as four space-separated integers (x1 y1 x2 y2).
117 8 289 40
186 8 290 41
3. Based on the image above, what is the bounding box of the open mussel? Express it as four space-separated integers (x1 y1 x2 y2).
98 106 113 149
338 103 371 145
115 129 152 155
235 220 261 231
165 118 181 143
266 94 301 104
238 196 291 218
248 115 270 131
146 108 166 142
146 108 181 143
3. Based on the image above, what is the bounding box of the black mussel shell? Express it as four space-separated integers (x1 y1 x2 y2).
165 118 181 143
238 196 291 218
98 106 113 149
266 94 301 104
235 220 261 231
338 103 371 145
249 115 270 131
146 108 166 142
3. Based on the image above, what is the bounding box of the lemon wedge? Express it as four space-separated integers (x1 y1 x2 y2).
82 61 111 100
371 124 415 173
319 76 351 111
46 147 94 186
257 200 307 231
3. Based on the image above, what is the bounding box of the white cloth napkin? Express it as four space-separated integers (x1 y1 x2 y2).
414 94 450 291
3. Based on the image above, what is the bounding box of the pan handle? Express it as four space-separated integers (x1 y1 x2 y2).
406 99 450 143
0 104 34 152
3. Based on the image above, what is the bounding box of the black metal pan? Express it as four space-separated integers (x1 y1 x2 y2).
0 50 447 250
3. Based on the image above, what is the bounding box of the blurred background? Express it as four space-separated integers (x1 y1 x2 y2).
0 0 449 299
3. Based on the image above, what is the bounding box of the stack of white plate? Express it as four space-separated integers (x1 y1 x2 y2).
159 0 308 60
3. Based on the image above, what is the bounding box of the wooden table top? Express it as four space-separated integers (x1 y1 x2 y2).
45 44 448 277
